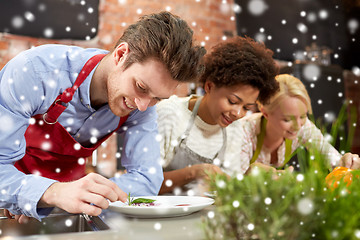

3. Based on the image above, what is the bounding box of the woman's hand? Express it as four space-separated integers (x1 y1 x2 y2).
246 162 294 175
340 153 360 169
192 163 229 180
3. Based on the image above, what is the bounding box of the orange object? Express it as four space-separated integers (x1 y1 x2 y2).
325 167 354 190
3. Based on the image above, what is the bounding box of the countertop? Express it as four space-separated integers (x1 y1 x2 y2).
0 206 213 240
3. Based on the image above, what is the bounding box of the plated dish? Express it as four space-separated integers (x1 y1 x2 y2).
109 195 215 218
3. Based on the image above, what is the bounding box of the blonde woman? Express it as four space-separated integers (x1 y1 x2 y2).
237 74 360 173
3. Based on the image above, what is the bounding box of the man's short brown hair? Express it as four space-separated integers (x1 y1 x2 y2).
114 11 205 83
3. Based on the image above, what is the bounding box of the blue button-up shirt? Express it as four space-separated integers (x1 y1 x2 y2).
0 44 163 220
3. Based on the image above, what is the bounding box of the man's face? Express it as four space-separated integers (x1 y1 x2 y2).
107 58 178 117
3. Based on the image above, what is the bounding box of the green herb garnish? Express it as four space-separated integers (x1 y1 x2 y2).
131 198 156 204
127 192 155 206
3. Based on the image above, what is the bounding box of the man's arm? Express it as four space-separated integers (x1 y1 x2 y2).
0 53 59 221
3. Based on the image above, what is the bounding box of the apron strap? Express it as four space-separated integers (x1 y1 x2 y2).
250 116 293 168
250 116 267 164
179 96 203 145
213 127 227 161
180 96 227 161
281 138 293 168
43 54 107 124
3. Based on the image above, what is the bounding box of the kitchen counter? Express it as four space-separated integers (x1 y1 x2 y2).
0 206 213 240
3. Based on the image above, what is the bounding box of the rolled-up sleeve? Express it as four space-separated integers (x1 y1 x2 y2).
0 51 58 221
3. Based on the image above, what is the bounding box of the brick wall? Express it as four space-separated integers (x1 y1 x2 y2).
0 0 237 176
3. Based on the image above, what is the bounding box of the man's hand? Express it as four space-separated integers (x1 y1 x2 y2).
4 209 30 224
340 153 360 169
40 172 127 216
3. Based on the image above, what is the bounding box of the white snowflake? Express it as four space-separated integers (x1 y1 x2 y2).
65 219 73 227
24 203 32 211
78 158 85 165
148 167 156 174
264 197 272 205
165 179 173 187
248 0 268 16
232 200 240 208
11 16 24 29
247 223 255 231
0 115 14 132
44 28 54 38
74 143 81 150
207 211 215 219
154 222 162 231
297 198 314 215
41 142 51 151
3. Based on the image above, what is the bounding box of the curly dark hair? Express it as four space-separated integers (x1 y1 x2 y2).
199 36 279 104
114 11 206 83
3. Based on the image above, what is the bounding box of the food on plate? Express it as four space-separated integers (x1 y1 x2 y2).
127 193 157 206
131 198 157 206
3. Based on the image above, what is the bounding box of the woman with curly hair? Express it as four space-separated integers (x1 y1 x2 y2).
156 36 279 195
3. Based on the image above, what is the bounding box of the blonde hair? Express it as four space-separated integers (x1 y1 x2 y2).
261 74 312 114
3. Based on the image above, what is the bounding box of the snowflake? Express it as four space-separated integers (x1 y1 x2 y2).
165 179 173 187
154 222 162 231
354 229 360 239
148 167 156 174
74 143 81 150
303 64 321 82
264 197 272 205
78 158 85 165
24 203 32 211
65 219 73 227
236 173 244 181
0 115 14 132
207 211 215 219
297 198 314 215
41 142 51 151
187 189 195 196
11 16 24 29
44 28 54 38
232 200 240 208
216 180 226 189
213 158 221 166
247 223 255 231
248 0 268 16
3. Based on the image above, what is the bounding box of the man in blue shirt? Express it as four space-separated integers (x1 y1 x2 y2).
0 11 205 223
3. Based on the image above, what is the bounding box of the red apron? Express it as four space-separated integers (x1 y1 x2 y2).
15 54 128 182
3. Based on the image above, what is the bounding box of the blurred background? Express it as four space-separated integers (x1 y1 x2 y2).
0 0 359 176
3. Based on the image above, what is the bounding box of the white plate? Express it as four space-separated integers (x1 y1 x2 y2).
108 196 214 218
